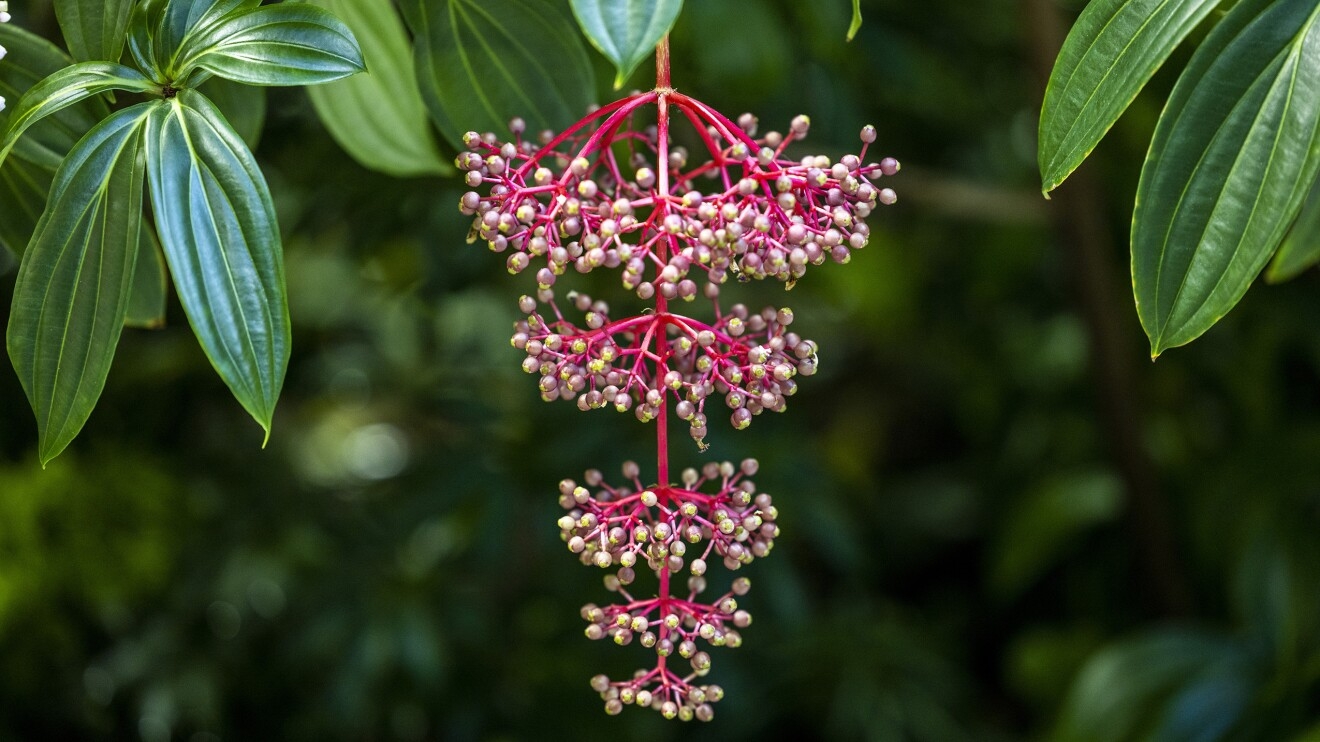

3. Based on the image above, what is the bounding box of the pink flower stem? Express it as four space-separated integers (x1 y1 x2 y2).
654 34 674 681
512 93 648 178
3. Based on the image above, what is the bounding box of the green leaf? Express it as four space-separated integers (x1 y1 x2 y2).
125 227 168 329
1051 630 1242 742
306 0 448 177
144 90 289 440
1133 0 1320 356
174 4 365 87
128 0 261 76
198 75 267 149
54 0 136 62
568 0 682 89
126 0 166 73
988 470 1123 600
0 157 53 259
1148 660 1256 742
0 24 108 171
405 0 595 149
0 62 158 167
847 0 862 42
1266 172 1320 282
1232 521 1320 666
6 103 152 466
1038 0 1220 194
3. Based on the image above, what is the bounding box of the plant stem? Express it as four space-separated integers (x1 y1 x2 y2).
654 33 674 677
656 35 671 90
655 30 673 491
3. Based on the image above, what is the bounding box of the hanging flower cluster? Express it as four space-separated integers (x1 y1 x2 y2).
457 44 897 720
556 457 778 718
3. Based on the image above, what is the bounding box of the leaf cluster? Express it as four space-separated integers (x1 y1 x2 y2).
0 0 365 464
1040 0 1320 357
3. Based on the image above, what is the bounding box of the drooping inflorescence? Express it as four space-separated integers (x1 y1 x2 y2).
559 458 774 720
456 51 897 719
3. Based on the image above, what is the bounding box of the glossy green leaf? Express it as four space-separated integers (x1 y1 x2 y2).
306 0 448 177
54 0 136 62
129 0 261 76
405 0 595 149
1051 630 1241 742
847 0 862 42
126 0 166 74
199 75 267 149
1038 0 1220 193
144 90 288 439
126 227 168 330
0 24 108 171
1266 172 1320 282
174 4 365 87
1133 0 1320 356
0 62 157 167
0 157 53 260
7 103 152 466
569 0 682 89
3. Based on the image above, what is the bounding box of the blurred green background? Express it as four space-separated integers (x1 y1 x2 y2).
3 0 1320 740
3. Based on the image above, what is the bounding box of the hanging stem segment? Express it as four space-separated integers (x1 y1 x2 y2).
655 34 673 491
652 30 676 690
656 35 672 90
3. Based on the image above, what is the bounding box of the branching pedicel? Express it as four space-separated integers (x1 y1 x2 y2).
457 40 897 720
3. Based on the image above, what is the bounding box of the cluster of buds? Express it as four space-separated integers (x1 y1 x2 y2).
457 42 897 718
513 289 816 448
459 94 897 296
1 2 11 114
559 459 775 720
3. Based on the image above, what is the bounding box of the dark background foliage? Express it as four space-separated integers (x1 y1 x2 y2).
2 0 1318 740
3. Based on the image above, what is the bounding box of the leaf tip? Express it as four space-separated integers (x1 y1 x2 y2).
37 439 67 469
